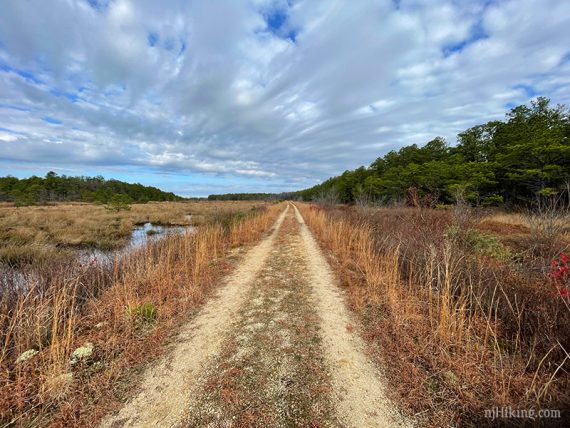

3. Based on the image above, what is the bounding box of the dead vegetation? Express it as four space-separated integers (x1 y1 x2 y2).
0 201 282 427
0 201 267 266
298 202 570 426
3 197 569 426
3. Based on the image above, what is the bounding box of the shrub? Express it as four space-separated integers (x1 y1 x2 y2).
524 200 568 259
550 252 570 298
481 194 503 206
466 229 511 260
447 226 511 260
313 188 340 206
435 203 453 210
105 194 132 212
127 302 157 326
210 210 250 231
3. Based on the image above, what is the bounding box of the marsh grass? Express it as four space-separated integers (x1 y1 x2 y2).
299 203 570 426
0 201 282 426
0 201 267 266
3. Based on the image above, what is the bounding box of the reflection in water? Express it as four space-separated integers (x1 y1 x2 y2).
80 222 196 265
1 221 195 292
131 222 191 248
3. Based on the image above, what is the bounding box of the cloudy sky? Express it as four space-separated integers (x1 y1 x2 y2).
0 0 569 196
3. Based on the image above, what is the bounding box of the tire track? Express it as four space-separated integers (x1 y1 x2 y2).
101 206 289 428
183 210 339 427
293 204 411 428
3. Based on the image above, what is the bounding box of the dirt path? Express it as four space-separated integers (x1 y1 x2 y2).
102 204 410 427
101 207 289 427
293 205 409 427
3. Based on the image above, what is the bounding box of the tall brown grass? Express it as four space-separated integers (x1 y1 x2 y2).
0 202 282 426
298 203 570 426
0 201 267 266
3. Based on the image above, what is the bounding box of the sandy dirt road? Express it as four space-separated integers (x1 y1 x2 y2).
102 204 410 428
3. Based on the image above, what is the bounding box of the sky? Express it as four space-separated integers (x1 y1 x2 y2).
0 0 569 197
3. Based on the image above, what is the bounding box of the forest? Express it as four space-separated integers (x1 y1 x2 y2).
0 172 183 205
296 98 570 206
207 192 278 201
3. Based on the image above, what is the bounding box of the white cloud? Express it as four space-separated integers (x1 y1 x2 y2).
0 0 569 196
0 133 17 142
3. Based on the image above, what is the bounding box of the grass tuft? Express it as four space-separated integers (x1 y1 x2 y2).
127 303 157 326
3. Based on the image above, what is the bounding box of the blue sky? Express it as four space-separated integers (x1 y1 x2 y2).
0 0 569 197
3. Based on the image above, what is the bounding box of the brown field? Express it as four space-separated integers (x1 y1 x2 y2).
0 201 267 266
2 200 569 426
0 200 281 426
299 203 570 426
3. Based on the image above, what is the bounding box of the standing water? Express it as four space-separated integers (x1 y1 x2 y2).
80 219 196 265
1 217 195 291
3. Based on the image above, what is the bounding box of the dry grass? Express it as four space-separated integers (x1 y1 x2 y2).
0 201 267 266
482 212 527 227
298 203 570 426
479 209 570 268
0 201 283 427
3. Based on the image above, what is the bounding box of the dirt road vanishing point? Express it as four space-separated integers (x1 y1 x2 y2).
102 204 411 428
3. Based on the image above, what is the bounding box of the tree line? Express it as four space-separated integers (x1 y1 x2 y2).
295 98 570 206
0 172 183 206
207 193 279 201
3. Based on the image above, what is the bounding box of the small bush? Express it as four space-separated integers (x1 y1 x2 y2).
481 194 504 206
550 252 570 297
105 194 132 212
435 204 453 210
524 199 568 259
127 302 157 326
447 226 511 260
467 229 511 260
210 210 248 231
